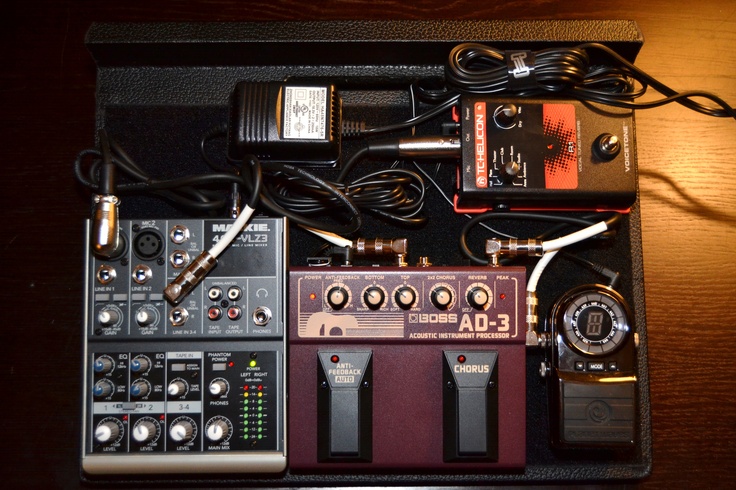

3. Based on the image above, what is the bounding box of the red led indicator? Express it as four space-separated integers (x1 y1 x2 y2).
499 293 506 300
229 361 235 368
258 384 264 391
457 355 466 364
160 415 165 421
243 385 250 391
123 415 128 421
309 293 317 300
331 355 340 363
548 144 554 150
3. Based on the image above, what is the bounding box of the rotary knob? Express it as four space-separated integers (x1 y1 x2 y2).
97 308 120 327
169 419 195 443
95 419 121 444
209 379 229 398
499 160 521 184
205 418 231 443
130 379 151 398
132 419 158 444
493 103 518 129
363 286 385 310
467 286 491 310
135 307 157 327
130 356 150 373
326 285 350 310
394 286 417 310
93 356 114 375
167 379 188 398
93 379 115 399
430 285 454 310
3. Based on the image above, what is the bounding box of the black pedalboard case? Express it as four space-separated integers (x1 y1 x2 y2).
80 20 651 485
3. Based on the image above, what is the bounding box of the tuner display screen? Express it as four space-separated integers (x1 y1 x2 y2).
560 290 630 356
575 305 614 342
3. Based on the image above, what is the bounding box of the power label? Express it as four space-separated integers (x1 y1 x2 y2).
282 86 327 140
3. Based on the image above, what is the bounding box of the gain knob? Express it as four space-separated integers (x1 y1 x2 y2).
97 308 120 328
135 307 158 327
363 286 385 310
394 286 417 310
430 285 454 310
326 285 350 310
169 419 195 443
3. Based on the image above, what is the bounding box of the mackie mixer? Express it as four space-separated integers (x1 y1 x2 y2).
81 217 287 475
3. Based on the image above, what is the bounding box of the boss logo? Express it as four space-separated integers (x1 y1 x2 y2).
408 313 458 324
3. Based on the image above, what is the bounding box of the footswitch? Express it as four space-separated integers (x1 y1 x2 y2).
81 218 287 475
289 266 527 470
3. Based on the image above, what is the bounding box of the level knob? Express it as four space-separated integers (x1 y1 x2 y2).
95 420 121 444
394 286 417 310
167 380 188 398
206 418 231 442
430 285 454 310
363 286 385 310
169 419 194 443
209 379 229 397
326 285 350 310
132 419 158 444
467 286 491 310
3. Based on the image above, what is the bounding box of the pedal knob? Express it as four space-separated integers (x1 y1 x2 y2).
327 286 350 310
394 286 417 310
499 160 521 184
493 103 518 129
467 286 490 310
363 287 385 310
430 286 454 310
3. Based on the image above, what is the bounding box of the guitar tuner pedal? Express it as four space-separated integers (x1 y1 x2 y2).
544 284 638 449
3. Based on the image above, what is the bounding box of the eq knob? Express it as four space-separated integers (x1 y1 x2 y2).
467 286 491 310
206 418 231 443
363 286 385 310
167 380 188 398
132 419 158 444
130 356 150 373
169 419 194 443
130 379 151 398
93 379 115 399
394 286 417 310
93 356 114 375
95 420 121 444
326 285 350 310
430 285 454 310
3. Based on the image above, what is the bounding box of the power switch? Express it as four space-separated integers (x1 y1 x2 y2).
317 351 373 462
442 350 499 461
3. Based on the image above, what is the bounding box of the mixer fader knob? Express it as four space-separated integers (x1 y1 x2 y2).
167 380 188 398
169 418 195 443
94 420 121 444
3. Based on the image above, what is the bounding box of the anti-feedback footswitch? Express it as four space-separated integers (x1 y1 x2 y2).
454 97 637 212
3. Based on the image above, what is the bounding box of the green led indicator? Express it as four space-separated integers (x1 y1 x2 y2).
258 434 263 440
249 360 257 368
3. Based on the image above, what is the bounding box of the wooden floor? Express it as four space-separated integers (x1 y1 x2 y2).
3 1 735 488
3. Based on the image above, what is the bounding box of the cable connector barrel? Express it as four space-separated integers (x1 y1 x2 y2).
91 194 120 258
164 251 217 305
525 291 547 348
485 238 543 266
352 237 408 266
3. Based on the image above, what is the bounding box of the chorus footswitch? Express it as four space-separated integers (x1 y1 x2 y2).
81 218 287 475
288 266 527 470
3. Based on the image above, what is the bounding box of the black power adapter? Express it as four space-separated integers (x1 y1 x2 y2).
228 81 341 167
